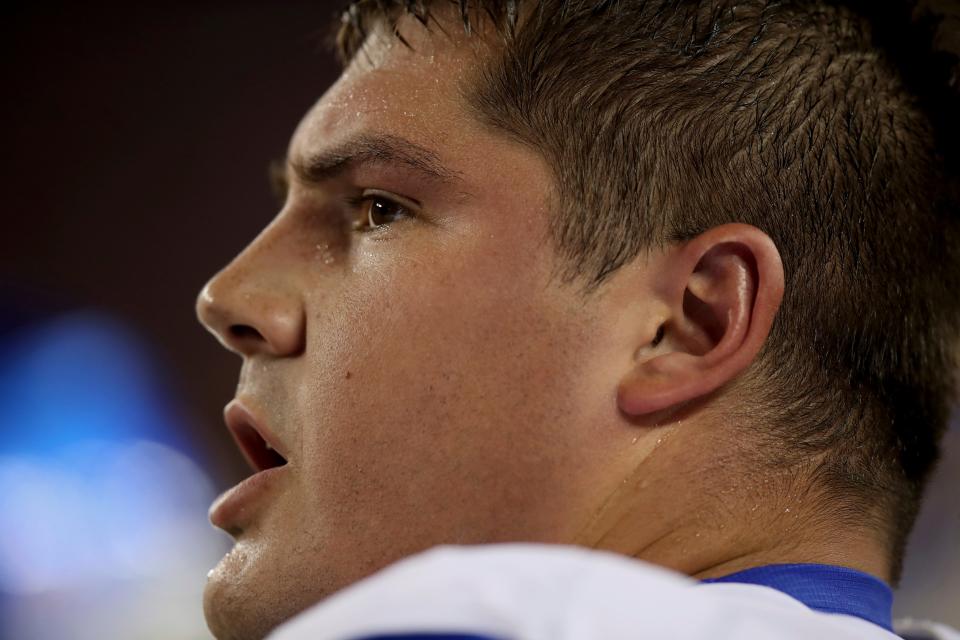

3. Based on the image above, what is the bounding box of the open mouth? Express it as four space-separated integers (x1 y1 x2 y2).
231 420 288 472
224 401 289 473
211 401 290 533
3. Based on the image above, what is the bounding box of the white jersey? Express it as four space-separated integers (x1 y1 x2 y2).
269 543 956 640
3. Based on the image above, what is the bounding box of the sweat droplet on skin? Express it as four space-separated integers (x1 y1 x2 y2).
316 243 335 265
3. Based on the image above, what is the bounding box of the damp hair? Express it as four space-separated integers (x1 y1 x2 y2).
333 0 960 584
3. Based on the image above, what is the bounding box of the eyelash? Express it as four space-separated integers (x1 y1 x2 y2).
345 192 414 233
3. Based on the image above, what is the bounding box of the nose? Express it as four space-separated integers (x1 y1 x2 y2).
196 260 306 358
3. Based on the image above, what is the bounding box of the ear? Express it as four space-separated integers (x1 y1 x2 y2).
617 223 784 416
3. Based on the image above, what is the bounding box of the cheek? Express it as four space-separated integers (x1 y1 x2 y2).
293 238 589 544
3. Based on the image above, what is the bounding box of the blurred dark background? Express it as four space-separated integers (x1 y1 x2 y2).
2 1 341 483
1 3 957 639
1 4 345 637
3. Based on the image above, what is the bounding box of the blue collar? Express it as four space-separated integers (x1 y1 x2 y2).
701 563 893 631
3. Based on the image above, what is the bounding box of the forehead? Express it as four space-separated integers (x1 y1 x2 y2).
290 17 495 175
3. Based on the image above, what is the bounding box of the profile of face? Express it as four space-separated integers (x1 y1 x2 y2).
196 20 620 640
196 10 783 640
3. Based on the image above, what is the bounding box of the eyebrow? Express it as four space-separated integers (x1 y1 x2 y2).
287 133 462 189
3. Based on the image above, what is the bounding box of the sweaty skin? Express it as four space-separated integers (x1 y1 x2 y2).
197 11 887 640
198 20 639 640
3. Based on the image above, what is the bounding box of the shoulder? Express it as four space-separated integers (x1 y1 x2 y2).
269 543 899 640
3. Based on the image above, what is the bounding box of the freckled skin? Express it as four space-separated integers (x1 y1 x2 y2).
198 17 647 640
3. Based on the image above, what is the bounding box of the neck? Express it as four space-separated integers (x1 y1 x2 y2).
685 531 892 583
571 420 892 585
628 495 893 584
574 461 892 585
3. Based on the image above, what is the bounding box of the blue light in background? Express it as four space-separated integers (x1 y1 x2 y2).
0 311 185 454
0 309 228 639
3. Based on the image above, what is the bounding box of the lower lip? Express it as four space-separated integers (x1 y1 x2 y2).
209 465 288 531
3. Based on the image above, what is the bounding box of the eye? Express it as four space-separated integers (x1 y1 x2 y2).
350 193 413 233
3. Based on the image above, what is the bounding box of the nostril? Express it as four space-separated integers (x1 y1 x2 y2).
229 324 263 341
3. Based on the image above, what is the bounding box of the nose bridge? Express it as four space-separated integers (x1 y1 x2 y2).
196 219 306 358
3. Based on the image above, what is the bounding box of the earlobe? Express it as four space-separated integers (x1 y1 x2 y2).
617 224 784 417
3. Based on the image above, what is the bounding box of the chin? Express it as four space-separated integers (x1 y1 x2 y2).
203 544 298 640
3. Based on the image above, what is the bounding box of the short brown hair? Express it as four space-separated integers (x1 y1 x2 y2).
335 0 960 583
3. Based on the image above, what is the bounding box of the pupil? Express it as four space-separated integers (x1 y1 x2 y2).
370 198 401 226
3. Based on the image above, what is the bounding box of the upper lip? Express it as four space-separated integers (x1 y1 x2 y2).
224 398 289 472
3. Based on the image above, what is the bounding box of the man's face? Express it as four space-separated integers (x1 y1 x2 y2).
198 16 643 640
